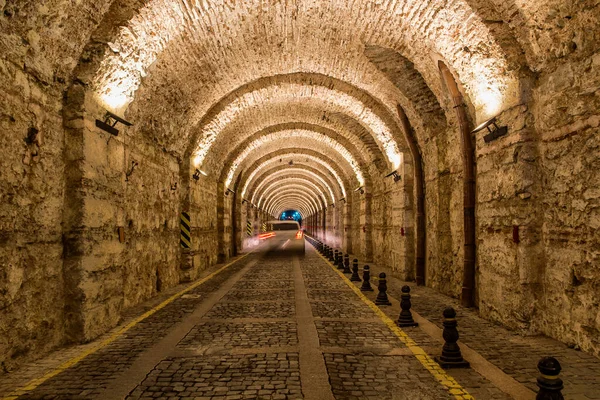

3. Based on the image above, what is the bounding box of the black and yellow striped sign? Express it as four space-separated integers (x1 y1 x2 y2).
246 221 252 236
180 211 191 248
261 222 266 232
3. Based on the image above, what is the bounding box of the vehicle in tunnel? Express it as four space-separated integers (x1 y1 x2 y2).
259 220 305 255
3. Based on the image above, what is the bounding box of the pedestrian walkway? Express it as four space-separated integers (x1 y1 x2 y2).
1 245 599 399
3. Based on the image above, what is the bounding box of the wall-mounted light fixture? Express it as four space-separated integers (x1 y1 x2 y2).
242 198 249 204
329 203 335 208
339 197 346 204
354 186 364 195
225 188 235 196
193 168 207 181
472 116 508 143
385 170 401 182
96 111 132 136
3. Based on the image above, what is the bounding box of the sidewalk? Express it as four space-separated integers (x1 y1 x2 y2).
327 243 600 400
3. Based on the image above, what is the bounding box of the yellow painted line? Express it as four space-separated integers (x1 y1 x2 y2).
314 249 474 400
2 252 253 400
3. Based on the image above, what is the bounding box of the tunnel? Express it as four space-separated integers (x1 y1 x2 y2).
0 0 599 398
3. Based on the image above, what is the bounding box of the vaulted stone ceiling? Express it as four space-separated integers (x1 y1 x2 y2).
1 0 536 215
80 0 525 214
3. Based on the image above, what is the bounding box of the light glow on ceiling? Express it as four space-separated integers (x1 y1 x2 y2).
90 0 518 145
93 0 187 112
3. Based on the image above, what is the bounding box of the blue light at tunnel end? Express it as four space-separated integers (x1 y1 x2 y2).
279 209 302 224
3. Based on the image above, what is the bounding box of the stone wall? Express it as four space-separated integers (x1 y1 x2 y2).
533 51 600 355
474 103 542 331
186 176 219 281
0 56 66 373
122 137 181 308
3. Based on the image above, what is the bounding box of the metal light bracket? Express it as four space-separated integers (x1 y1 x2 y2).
96 111 132 136
192 168 207 181
385 170 401 182
472 116 508 143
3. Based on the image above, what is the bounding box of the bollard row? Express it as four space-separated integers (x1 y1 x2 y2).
305 238 566 399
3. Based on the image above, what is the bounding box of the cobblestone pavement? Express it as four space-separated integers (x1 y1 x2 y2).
126 353 303 400
2 244 599 399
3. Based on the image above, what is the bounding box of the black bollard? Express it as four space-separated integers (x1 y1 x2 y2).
328 247 334 261
360 265 373 291
434 307 470 368
375 273 392 306
536 357 564 400
343 254 351 273
396 286 418 327
336 251 344 270
350 259 361 282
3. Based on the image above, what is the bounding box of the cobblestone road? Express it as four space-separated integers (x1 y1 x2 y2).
1 244 599 399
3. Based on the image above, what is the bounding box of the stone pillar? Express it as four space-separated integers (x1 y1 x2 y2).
325 206 333 243
216 182 227 262
62 83 126 342
360 192 373 262
343 200 351 254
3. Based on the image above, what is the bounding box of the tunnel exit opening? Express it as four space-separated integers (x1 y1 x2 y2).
280 209 302 226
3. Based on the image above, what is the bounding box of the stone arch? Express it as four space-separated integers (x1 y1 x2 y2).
245 165 342 204
266 190 321 216
238 151 351 200
270 195 316 217
235 144 366 192
250 169 337 206
216 126 370 189
255 179 327 210
218 121 386 188
186 73 411 170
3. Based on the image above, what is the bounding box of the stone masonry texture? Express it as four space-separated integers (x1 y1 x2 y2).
0 0 598 379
